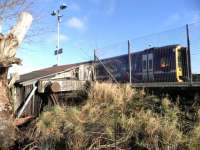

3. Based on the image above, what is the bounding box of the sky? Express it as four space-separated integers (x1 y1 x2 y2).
5 0 200 74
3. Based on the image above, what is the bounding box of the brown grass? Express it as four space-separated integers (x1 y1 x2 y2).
34 82 200 150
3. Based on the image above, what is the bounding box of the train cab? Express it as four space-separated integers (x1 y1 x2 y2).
137 45 189 82
175 46 189 82
95 44 189 83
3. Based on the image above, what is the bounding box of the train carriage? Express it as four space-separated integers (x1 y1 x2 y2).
95 45 189 83
132 45 188 82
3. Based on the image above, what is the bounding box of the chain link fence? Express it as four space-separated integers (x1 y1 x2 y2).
94 22 200 84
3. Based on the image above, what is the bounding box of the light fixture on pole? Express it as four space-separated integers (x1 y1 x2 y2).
51 3 67 66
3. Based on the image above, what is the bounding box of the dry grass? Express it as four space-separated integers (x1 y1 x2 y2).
0 118 15 149
34 82 200 150
187 110 200 149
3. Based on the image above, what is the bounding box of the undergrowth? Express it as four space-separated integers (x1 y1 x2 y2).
31 82 200 150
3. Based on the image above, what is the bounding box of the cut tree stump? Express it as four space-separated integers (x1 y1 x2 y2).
0 12 33 149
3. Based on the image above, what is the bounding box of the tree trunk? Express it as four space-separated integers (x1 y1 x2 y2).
0 67 15 148
0 12 33 149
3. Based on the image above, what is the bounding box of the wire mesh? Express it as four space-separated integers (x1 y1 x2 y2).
95 22 200 84
189 22 200 75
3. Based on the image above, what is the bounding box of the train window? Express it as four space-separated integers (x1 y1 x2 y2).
161 58 169 68
143 60 147 69
149 60 153 69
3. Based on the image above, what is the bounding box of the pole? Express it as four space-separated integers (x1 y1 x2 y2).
186 24 192 84
57 10 60 66
94 49 96 62
52 5 67 66
93 49 96 81
128 40 132 84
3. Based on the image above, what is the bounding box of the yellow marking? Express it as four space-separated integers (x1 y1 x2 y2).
175 46 183 82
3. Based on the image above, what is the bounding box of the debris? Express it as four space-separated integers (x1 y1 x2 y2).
14 115 34 126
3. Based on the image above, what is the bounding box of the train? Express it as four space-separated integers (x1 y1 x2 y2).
95 45 189 83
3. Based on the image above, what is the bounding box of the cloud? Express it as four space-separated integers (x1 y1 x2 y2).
67 17 85 30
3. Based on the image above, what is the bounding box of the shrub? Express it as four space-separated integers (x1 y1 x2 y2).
34 82 199 150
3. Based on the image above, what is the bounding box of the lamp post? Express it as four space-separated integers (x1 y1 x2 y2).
51 4 67 66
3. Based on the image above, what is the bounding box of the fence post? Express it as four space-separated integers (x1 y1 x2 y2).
94 49 96 62
128 40 132 84
186 24 192 84
93 49 97 81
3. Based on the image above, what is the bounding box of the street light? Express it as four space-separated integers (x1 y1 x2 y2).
60 4 67 10
51 3 67 66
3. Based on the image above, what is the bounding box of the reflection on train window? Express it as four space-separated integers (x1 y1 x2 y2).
160 58 169 68
143 60 147 69
149 60 153 69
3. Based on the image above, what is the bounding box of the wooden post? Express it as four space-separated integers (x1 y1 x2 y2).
94 49 96 62
186 24 192 84
128 40 132 84
93 49 97 81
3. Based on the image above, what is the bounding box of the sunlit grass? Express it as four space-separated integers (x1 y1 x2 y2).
35 82 200 149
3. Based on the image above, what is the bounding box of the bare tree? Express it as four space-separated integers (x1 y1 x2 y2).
0 1 56 148
0 0 53 41
0 11 33 149
0 0 32 27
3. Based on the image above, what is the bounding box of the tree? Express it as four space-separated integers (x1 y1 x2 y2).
0 0 50 42
0 12 33 149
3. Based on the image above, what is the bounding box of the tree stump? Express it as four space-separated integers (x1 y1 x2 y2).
0 12 33 149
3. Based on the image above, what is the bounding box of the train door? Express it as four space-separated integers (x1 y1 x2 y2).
175 47 184 82
142 55 148 81
179 47 189 81
148 53 154 81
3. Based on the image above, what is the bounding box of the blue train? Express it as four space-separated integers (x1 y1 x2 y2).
95 45 189 83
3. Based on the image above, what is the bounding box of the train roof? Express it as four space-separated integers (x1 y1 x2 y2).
100 44 185 61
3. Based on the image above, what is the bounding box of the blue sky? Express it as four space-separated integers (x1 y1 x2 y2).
7 0 200 74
